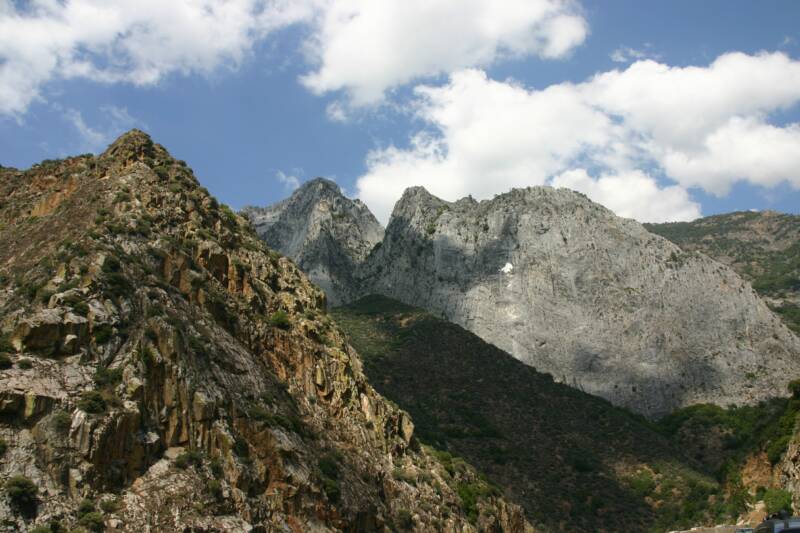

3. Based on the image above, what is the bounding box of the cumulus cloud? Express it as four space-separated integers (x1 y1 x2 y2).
551 169 701 222
0 0 315 117
299 0 588 106
0 0 586 117
355 52 800 223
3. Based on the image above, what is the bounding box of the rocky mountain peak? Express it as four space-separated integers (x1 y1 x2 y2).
0 134 529 531
253 181 800 416
244 177 384 306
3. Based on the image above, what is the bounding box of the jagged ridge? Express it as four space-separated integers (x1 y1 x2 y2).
0 131 530 532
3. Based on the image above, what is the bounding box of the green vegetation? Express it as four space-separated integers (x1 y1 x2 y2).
175 449 203 469
0 352 11 369
318 453 341 502
77 390 107 414
269 310 291 330
332 294 724 532
93 324 114 344
764 488 794 514
0 438 6 456
207 479 223 500
99 498 119 513
4 475 38 512
0 333 15 352
93 366 123 387
52 410 72 433
17 358 33 369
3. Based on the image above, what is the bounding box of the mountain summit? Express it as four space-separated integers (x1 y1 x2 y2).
0 132 528 531
243 178 384 306
252 184 800 416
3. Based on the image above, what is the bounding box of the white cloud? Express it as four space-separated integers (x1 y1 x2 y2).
551 169 701 222
610 46 659 63
299 0 587 106
0 0 315 117
276 170 301 191
60 104 139 152
355 52 800 224
0 0 587 117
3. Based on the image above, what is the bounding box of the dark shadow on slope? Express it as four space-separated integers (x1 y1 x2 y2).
333 295 723 533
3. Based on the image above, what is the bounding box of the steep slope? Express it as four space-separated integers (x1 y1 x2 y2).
359 187 800 416
646 211 800 335
243 178 384 306
0 131 529 532
332 295 744 533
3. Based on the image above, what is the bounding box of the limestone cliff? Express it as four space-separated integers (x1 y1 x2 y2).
0 131 530 532
360 186 800 416
243 179 384 306
253 183 800 416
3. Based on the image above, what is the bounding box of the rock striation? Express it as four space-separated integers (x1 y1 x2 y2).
0 131 530 532
243 178 384 306
251 183 800 417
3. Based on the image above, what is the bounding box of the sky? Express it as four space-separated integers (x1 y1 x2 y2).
1 0 799 224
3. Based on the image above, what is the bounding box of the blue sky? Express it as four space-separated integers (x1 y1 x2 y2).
1 0 799 224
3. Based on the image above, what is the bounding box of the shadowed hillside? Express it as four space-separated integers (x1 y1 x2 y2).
332 295 747 533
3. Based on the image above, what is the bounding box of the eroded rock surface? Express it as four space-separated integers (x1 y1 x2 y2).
251 183 800 416
243 178 384 306
0 131 530 532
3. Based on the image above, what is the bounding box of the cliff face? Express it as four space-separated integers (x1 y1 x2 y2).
243 179 384 306
360 186 800 416
250 184 800 416
0 131 529 532
646 211 800 335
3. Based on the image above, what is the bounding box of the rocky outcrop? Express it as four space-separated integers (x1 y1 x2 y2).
0 131 530 532
243 178 384 306
357 186 800 416
249 185 800 416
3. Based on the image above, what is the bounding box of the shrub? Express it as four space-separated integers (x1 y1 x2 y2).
78 511 105 532
77 498 95 517
0 438 6 455
322 477 340 502
174 450 203 469
93 324 114 344
93 367 123 387
0 334 14 352
318 454 340 480
789 379 800 398
17 358 33 370
0 353 11 369
77 391 106 414
210 458 224 478
764 488 794 514
52 410 72 433
396 509 414 530
4 475 38 510
269 310 291 330
99 497 119 513
29 527 51 533
768 435 792 464
207 479 223 500
233 436 249 458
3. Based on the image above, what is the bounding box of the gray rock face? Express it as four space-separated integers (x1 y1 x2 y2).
243 178 384 305
362 186 800 416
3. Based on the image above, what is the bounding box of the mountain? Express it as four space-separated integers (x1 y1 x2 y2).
0 131 530 532
645 211 800 335
326 186 797 416
332 294 733 533
243 178 384 306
